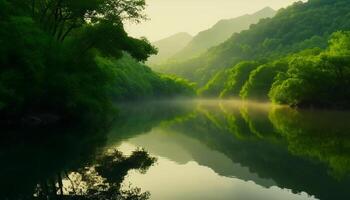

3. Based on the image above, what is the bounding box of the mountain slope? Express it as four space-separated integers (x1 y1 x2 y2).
162 0 350 85
171 7 276 61
147 32 192 65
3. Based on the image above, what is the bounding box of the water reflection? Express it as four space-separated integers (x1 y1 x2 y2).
269 107 350 178
1 100 350 200
59 148 156 199
109 100 350 200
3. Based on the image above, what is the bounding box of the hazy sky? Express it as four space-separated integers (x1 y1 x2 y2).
125 0 304 42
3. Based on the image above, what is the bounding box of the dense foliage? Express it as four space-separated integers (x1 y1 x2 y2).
0 0 194 123
97 54 195 101
240 60 288 101
198 70 228 97
269 31 350 108
194 0 350 108
200 30 350 108
220 61 260 98
160 0 350 87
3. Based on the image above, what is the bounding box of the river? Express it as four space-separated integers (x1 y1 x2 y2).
1 100 350 200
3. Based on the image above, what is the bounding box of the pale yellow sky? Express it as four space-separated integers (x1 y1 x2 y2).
126 0 305 42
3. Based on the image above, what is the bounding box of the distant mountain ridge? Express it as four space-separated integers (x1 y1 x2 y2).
147 32 192 65
170 7 276 61
158 0 350 86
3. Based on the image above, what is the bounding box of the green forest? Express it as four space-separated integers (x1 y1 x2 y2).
0 0 194 124
1 1 350 199
2 0 350 126
0 0 349 129
158 0 350 108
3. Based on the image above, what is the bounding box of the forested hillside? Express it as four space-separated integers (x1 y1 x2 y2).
0 0 194 124
162 0 350 87
170 7 276 62
147 32 192 66
201 25 350 108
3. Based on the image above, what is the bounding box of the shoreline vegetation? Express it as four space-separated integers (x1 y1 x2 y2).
198 31 350 110
154 0 350 110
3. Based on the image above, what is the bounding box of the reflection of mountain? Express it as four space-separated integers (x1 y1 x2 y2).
126 128 276 188
147 32 193 66
107 101 350 200
168 103 350 200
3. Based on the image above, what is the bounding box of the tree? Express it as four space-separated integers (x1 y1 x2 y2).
0 0 159 121
269 32 350 108
220 61 261 98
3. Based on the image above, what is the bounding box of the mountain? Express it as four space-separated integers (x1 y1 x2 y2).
160 0 350 86
170 7 276 62
147 32 192 65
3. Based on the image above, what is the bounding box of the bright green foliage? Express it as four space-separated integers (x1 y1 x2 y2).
269 57 326 106
155 74 196 98
239 48 322 101
163 0 350 85
97 54 195 101
199 61 261 97
198 70 228 97
240 60 288 101
220 61 261 98
269 32 350 108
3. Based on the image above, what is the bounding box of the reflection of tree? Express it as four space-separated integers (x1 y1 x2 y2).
0 101 191 199
0 125 156 200
54 149 156 200
108 101 195 143
6 101 348 200
168 102 350 200
239 104 280 141
196 101 280 141
269 107 350 178
194 102 254 140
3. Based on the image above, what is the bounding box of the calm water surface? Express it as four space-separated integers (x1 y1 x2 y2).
1 100 350 200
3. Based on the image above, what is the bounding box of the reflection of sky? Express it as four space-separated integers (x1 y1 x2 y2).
125 0 306 41
117 130 317 200
120 128 275 186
